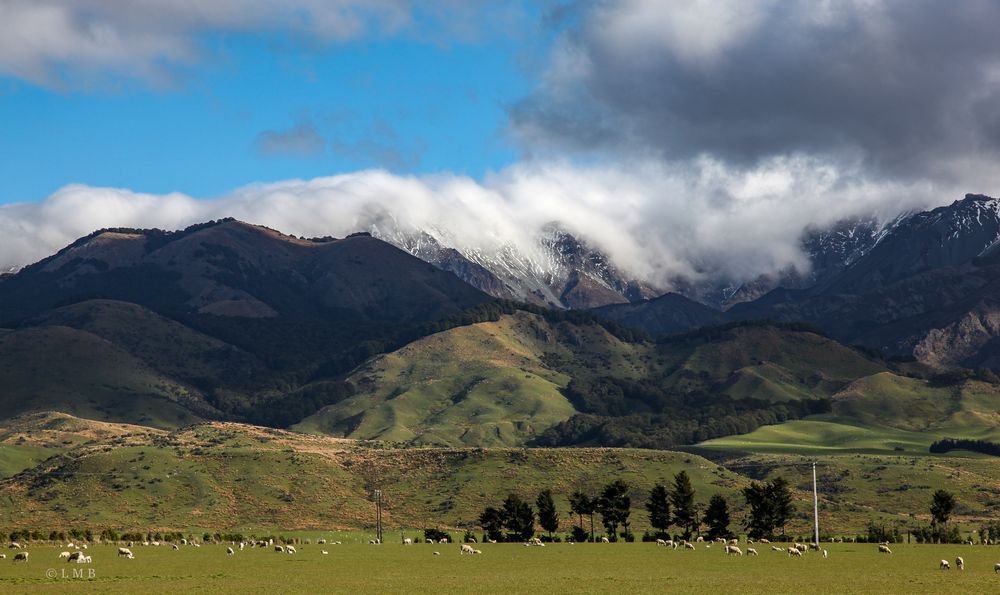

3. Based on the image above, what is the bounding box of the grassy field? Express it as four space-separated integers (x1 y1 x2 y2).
0 541 997 594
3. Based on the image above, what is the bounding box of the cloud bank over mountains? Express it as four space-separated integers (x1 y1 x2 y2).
0 159 948 289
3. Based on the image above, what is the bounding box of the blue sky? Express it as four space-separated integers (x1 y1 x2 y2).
0 21 534 204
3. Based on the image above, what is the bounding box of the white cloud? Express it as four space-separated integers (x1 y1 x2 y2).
0 0 512 87
0 159 967 289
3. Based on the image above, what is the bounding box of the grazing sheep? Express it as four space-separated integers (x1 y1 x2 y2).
685 542 696 550
940 560 950 570
696 536 704 543
172 545 179 550
192 543 200 548
118 548 134 559
77 556 92 564
9 542 21 549
878 545 892 554
318 539 326 544
473 549 482 554
747 548 758 556
275 545 285 553
823 549 828 559
68 551 83 562
487 539 497 544
726 545 743 556
656 538 667 546
772 546 784 552
956 556 964 570
432 551 440 556
729 539 739 546
439 537 449 544
795 544 808 553
994 562 999 573
601 537 610 543
58 551 71 558
788 547 803 557
369 539 379 545
760 539 770 544
322 550 329 555
286 546 297 554
226 547 234 556
403 538 413 545
460 544 475 555
426 539 435 544
0 554 5 559
239 542 245 551
14 552 28 562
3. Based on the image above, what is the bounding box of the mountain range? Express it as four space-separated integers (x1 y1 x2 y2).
2 193 1000 450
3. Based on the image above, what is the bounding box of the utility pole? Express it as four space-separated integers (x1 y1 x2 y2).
812 462 820 546
374 489 383 544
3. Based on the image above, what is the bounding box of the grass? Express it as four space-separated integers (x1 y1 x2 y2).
0 541 998 594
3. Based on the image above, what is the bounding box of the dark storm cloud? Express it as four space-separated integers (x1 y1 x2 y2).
512 0 1000 180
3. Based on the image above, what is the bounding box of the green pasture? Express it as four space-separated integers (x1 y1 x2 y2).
0 541 997 594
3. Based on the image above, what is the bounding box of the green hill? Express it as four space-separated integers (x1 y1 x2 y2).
0 326 214 428
2 412 998 536
298 315 894 447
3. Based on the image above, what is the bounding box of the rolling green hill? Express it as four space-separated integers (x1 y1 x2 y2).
298 314 899 447
2 412 998 536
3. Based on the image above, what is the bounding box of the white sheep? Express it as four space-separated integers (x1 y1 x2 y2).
940 559 950 570
601 537 610 543
788 547 803 557
956 556 964 570
994 562 999 573
286 546 297 554
118 548 134 559
322 550 329 555
226 547 234 556
403 538 413 545
822 549 828 559
172 544 179 550
275 545 285 553
460 544 475 555
68 551 83 562
77 555 92 564
878 545 892 554
58 551 71 558
0 554 5 559
473 549 482 554
439 537 449 544
772 546 784 552
656 538 667 546
13 552 28 562
747 548 758 556
726 545 743 556
685 542 696 550
433 551 440 556
760 538 770 544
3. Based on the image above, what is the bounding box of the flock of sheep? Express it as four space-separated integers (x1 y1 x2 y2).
4 535 1000 575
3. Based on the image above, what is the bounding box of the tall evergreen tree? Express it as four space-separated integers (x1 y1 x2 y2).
742 481 770 539
767 477 795 539
930 489 955 527
670 471 697 539
597 480 631 541
569 490 595 542
536 489 559 538
501 494 535 541
645 483 671 537
479 506 505 542
702 494 732 540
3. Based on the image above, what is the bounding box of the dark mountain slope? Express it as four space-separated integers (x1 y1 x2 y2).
591 292 725 336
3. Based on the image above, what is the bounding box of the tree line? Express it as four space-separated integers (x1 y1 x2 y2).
929 438 1000 456
477 472 797 543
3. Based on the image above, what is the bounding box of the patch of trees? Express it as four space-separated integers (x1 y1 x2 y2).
929 438 1000 456
928 367 1000 387
742 477 795 539
533 378 830 448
